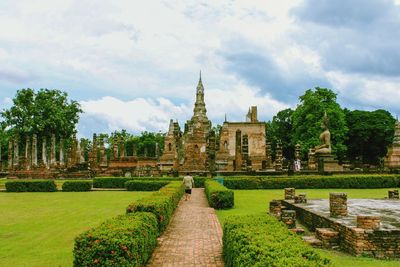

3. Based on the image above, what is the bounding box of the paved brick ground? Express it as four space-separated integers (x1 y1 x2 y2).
147 188 224 267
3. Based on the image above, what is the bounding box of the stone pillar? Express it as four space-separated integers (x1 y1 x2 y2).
42 136 48 168
329 192 348 217
388 189 399 199
284 188 295 200
76 138 83 164
266 142 272 167
13 134 19 168
295 143 301 160
132 143 137 156
357 215 380 230
8 139 13 169
120 137 125 158
112 138 119 159
294 193 307 204
144 147 148 157
308 148 316 170
269 200 282 218
31 134 37 167
59 138 64 167
89 133 97 166
275 142 283 171
281 210 296 229
99 137 107 166
50 134 56 167
155 142 159 158
25 136 31 170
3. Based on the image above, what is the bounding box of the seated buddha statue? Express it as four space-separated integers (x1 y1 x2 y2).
314 113 331 155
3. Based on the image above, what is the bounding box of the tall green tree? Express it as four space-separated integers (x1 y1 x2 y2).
1 88 82 138
292 87 348 160
344 109 395 165
266 108 294 160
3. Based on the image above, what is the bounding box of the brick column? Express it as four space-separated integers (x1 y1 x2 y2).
269 200 282 218
281 210 296 229
31 134 37 167
295 193 307 203
329 192 347 217
388 189 399 199
8 139 13 169
284 188 295 200
59 138 64 167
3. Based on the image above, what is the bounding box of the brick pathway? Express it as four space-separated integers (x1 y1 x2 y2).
147 188 224 267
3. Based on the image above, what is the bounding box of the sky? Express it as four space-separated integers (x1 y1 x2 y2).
1 0 400 137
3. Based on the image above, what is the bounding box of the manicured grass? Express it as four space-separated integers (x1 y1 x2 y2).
0 191 152 267
216 188 400 267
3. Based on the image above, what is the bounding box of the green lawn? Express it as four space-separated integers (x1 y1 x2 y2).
216 188 400 267
0 191 152 267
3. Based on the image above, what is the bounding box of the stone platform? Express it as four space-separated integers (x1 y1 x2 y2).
283 198 400 258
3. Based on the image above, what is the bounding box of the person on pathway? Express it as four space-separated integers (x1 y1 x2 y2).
182 173 194 201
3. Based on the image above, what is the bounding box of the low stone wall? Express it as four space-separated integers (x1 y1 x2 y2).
282 200 400 258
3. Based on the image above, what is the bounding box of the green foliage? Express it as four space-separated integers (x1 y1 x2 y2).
73 212 158 267
1 88 82 138
292 87 348 160
62 181 92 192
222 175 400 189
223 214 330 267
266 108 294 160
93 177 133 188
205 180 234 209
126 181 184 233
193 177 206 187
344 109 396 165
125 180 169 191
5 180 57 192
124 131 165 157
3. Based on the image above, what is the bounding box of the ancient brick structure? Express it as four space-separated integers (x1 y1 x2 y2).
329 192 348 217
159 74 269 174
357 215 381 230
284 188 295 200
281 210 296 229
385 120 400 169
269 199 282 218
388 189 399 199
294 193 307 204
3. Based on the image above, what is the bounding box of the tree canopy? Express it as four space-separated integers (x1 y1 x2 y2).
266 108 294 160
1 88 82 138
344 109 395 164
291 87 348 160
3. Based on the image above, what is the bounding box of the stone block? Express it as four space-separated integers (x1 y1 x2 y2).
281 209 296 229
329 192 347 217
284 188 295 200
357 215 381 230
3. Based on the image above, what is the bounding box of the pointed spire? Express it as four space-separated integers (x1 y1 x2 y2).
168 119 174 135
224 113 227 122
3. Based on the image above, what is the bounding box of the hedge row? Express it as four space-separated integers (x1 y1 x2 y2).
126 181 184 233
73 212 158 267
5 180 57 192
204 180 234 209
93 177 206 189
223 175 400 189
223 214 330 267
62 181 92 192
125 180 170 191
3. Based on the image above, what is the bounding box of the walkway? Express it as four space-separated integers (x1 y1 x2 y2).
147 188 224 267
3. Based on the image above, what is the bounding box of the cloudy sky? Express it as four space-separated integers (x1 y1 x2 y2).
1 0 400 137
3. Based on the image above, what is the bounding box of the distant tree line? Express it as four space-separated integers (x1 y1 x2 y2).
266 87 396 165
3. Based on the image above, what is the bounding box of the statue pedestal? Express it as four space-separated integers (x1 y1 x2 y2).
385 144 400 169
316 154 343 173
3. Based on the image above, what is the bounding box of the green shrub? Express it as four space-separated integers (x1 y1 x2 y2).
73 212 158 267
205 180 234 209
126 181 184 233
223 175 400 189
223 214 330 267
93 177 133 188
193 177 206 187
5 180 57 192
125 180 169 191
62 181 92 192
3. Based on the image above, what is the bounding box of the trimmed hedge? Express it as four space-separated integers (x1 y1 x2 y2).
73 212 158 267
62 181 92 192
223 175 400 189
223 214 330 267
125 180 169 191
5 180 57 192
205 180 234 209
126 181 184 233
94 176 207 189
